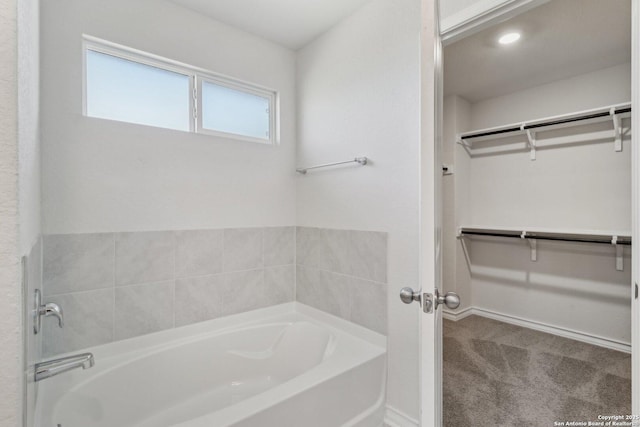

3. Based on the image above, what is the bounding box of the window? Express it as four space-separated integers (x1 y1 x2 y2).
86 50 191 132
200 80 271 140
83 36 277 144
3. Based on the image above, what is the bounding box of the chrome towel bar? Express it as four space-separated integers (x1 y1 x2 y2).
296 157 368 174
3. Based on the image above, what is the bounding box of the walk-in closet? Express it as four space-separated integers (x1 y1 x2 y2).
441 0 633 424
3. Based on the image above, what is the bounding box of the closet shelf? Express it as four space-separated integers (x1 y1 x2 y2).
456 102 632 160
459 226 631 245
458 226 631 271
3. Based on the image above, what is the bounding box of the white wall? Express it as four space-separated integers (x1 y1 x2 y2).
18 0 40 254
468 63 631 231
41 0 297 234
447 63 632 344
470 63 632 130
0 0 23 424
18 0 41 425
442 95 472 312
296 0 421 419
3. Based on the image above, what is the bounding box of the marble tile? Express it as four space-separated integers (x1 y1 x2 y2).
263 227 295 267
174 275 223 327
114 281 174 340
348 277 387 334
43 289 114 357
223 228 263 272
221 269 265 316
175 229 223 278
321 229 350 274
264 265 295 305
296 266 350 320
296 227 323 267
116 231 175 286
349 230 387 283
43 233 114 295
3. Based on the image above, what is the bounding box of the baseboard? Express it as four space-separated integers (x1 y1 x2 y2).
383 405 419 427
442 306 474 321
445 306 631 353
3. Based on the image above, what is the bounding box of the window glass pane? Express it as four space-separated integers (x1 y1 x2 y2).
86 50 190 131
201 81 271 140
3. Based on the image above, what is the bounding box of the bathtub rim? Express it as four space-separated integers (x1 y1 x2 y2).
37 302 387 426
39 302 385 363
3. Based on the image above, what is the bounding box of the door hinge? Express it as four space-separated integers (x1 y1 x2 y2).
635 283 638 299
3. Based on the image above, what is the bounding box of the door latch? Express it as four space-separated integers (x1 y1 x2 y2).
423 289 460 313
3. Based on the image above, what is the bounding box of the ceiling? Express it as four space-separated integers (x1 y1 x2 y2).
169 0 371 50
444 0 631 103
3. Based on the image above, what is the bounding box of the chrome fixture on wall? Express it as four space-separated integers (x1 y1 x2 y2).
35 353 95 382
33 289 64 334
296 156 368 174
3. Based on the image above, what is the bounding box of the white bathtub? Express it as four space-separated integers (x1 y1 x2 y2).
36 303 387 427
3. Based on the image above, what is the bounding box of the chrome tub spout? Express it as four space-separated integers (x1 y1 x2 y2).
35 353 95 382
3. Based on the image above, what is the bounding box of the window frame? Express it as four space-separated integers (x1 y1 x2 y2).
196 76 276 144
82 35 278 145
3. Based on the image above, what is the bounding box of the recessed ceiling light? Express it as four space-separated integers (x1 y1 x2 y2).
498 32 521 45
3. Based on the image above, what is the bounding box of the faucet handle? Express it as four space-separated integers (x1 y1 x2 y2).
40 302 64 328
34 290 64 334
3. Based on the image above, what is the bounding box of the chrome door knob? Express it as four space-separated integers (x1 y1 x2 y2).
400 287 421 304
436 291 460 309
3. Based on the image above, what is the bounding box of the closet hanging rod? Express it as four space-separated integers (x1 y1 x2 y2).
296 157 368 174
460 105 632 140
459 228 632 246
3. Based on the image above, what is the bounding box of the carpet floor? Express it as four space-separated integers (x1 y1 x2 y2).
443 315 631 427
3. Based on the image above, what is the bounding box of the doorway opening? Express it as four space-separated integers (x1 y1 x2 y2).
441 1 633 424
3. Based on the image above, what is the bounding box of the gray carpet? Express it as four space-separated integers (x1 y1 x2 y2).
444 315 631 427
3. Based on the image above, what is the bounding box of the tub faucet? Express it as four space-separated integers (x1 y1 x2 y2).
35 353 95 382
33 289 63 334
39 302 63 327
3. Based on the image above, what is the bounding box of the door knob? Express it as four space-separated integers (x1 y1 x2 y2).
399 287 421 304
436 290 460 309
424 289 461 313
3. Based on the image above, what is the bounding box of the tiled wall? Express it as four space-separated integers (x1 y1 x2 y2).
296 227 387 335
42 227 295 357
41 226 387 357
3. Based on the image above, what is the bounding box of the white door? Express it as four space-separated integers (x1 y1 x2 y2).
400 0 455 422
632 0 640 416
420 1 448 425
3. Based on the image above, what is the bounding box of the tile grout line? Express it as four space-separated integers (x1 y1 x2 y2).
262 228 266 304
221 228 226 315
173 231 176 330
294 226 297 303
112 233 116 343
294 263 387 286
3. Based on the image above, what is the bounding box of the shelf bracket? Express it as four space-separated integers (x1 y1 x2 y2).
528 239 537 262
456 134 471 148
612 235 624 271
521 231 537 261
525 127 536 160
611 107 623 152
